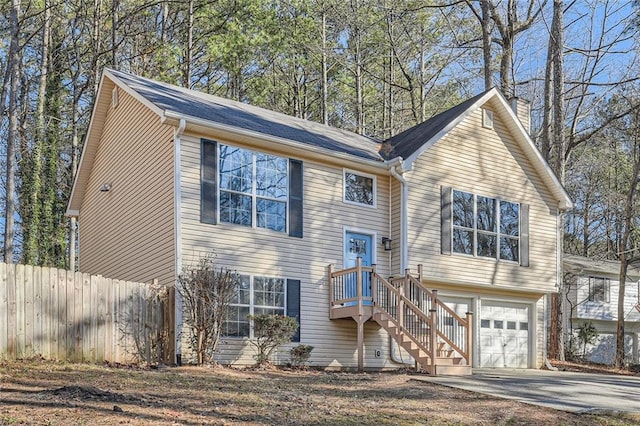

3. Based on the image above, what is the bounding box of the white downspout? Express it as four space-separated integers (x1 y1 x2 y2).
174 118 186 365
387 158 413 365
388 162 408 272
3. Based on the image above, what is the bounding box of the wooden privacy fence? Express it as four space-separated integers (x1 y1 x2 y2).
0 262 175 364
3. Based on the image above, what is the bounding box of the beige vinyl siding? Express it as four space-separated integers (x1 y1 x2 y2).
390 178 402 275
78 89 175 286
179 134 395 368
406 100 559 294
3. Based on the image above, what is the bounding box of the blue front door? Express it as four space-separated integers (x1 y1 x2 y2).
344 232 373 303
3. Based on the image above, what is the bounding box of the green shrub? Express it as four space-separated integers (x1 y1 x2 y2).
577 321 599 358
248 314 298 366
290 344 314 368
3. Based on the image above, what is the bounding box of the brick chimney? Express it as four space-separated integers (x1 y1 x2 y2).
509 97 530 135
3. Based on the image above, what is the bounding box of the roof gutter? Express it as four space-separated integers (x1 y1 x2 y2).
386 157 408 272
161 110 387 172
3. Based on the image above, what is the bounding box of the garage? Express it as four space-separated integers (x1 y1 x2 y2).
480 302 530 368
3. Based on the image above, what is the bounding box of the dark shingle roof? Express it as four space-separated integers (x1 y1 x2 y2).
381 89 492 160
109 69 383 161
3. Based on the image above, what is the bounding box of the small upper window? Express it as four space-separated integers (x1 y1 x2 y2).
344 170 376 207
482 108 494 129
588 277 610 303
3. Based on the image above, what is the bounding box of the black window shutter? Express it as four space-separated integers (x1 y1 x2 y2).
286 279 301 342
201 139 218 224
289 159 303 238
441 186 452 254
520 203 530 267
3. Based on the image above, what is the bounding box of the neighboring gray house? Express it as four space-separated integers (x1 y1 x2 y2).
564 254 640 365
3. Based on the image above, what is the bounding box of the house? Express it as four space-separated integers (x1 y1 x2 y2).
563 254 640 364
66 69 572 373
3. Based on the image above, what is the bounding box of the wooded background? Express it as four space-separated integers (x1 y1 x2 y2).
0 0 639 361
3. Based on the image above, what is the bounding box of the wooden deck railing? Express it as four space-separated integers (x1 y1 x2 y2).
329 261 472 366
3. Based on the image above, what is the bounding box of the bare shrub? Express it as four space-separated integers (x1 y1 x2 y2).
178 255 239 365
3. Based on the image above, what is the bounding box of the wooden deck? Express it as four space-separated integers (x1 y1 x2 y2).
328 260 472 375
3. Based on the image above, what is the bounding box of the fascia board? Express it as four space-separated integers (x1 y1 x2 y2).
66 72 112 214
163 110 388 172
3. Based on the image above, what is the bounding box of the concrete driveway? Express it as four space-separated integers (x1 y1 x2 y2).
418 368 640 414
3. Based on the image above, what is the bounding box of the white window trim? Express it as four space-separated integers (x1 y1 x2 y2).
343 169 377 209
217 143 289 234
588 276 610 303
451 189 520 263
225 274 288 339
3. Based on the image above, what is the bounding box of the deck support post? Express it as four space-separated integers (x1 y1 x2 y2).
356 257 363 318
357 316 365 372
429 307 437 375
466 311 473 366
356 257 364 372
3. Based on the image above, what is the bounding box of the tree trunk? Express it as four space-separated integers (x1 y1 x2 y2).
111 0 118 68
540 39 553 161
481 0 492 90
4 0 21 263
551 0 565 184
321 8 328 125
182 0 194 88
615 142 640 368
23 0 51 265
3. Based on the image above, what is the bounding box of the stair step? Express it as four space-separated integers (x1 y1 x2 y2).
435 357 464 366
373 307 470 376
434 364 472 376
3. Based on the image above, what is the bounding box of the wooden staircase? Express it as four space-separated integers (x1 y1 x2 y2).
329 260 472 375
373 310 471 375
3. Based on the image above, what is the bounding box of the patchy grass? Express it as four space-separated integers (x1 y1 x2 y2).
0 359 637 425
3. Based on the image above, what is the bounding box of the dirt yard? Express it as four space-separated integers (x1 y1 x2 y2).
0 359 638 425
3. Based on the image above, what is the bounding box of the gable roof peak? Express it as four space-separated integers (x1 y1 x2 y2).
381 87 572 210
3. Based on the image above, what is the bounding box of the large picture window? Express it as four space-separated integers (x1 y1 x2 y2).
588 277 610 303
223 275 286 338
219 144 288 232
344 170 376 207
452 190 520 262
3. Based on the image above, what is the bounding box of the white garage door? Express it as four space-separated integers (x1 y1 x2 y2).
480 302 530 368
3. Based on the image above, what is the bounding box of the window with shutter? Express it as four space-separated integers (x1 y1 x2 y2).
442 187 528 265
200 140 303 237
